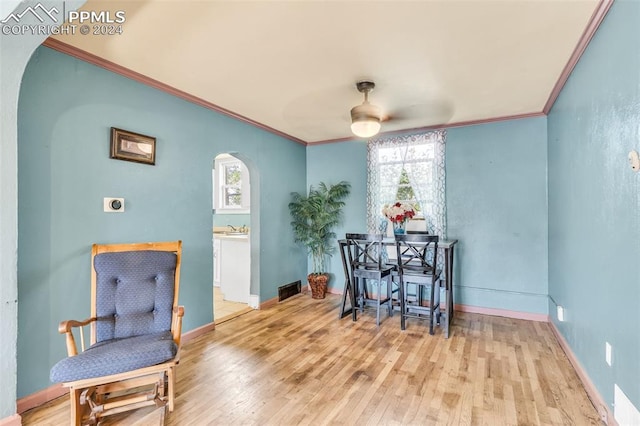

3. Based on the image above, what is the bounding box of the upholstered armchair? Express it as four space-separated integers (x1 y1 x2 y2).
50 241 185 425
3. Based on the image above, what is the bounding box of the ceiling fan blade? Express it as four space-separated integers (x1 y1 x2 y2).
384 99 455 124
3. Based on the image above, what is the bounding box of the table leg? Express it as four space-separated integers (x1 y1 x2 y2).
443 246 455 338
448 246 454 322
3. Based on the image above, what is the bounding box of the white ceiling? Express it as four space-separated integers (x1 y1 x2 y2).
52 0 601 144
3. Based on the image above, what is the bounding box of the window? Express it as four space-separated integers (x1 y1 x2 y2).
367 130 446 237
221 162 242 208
384 166 422 217
397 168 424 214
214 156 250 213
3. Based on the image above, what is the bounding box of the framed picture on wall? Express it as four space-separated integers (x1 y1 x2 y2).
110 127 156 165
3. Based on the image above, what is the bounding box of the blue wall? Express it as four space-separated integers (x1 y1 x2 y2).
307 119 549 315
306 141 368 288
17 46 306 397
447 118 549 313
547 0 640 413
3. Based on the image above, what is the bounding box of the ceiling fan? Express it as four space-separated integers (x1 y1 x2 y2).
350 80 383 138
348 80 455 140
282 79 454 141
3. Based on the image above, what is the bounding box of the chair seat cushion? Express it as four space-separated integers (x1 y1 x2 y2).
50 331 177 383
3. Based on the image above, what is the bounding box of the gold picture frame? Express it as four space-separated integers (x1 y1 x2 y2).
110 127 156 165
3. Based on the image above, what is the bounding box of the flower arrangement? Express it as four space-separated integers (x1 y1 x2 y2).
382 202 415 224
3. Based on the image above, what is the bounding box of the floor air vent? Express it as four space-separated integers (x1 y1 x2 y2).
278 280 301 301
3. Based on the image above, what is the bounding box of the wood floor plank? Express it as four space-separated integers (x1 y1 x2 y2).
21 293 601 425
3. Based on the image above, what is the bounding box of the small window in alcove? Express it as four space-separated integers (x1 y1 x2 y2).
214 155 250 213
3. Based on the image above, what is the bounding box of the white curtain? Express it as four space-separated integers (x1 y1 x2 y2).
366 130 447 238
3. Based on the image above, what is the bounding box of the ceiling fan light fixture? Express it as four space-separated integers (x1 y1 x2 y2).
350 81 382 138
350 113 381 138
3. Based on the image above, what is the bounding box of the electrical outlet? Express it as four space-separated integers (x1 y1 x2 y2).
605 342 612 367
556 305 564 322
629 150 640 172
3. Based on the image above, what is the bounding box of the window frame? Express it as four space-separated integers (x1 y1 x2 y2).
214 156 250 214
366 130 447 237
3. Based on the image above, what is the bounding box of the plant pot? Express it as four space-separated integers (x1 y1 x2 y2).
307 273 328 299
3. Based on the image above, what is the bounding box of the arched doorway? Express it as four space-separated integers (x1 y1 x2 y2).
212 153 259 323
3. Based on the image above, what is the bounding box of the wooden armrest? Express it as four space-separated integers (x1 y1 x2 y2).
58 317 96 357
172 306 185 347
58 317 95 334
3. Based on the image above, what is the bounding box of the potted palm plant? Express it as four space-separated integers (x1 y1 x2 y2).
288 181 351 299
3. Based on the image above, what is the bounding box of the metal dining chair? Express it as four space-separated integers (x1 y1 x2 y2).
345 233 394 326
395 233 441 334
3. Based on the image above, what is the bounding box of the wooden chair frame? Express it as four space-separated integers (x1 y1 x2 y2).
57 241 184 426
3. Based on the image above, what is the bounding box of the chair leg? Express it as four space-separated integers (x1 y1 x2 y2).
167 366 175 412
387 277 393 318
349 276 358 322
434 286 441 325
376 281 381 326
429 284 435 335
435 286 442 326
69 387 82 426
155 372 166 408
363 278 370 300
400 280 406 330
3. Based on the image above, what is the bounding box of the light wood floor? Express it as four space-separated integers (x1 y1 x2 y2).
22 293 601 425
214 286 252 325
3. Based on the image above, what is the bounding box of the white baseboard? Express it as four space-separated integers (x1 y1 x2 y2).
248 294 259 309
549 320 616 426
0 414 21 426
454 304 549 322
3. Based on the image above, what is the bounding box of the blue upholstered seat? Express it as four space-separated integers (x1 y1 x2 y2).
50 331 177 382
50 250 179 384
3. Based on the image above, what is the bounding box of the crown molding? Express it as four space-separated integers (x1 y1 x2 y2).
42 0 613 149
41 38 307 146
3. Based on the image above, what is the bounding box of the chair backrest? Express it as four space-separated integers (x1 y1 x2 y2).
345 233 385 270
394 233 438 274
91 241 182 344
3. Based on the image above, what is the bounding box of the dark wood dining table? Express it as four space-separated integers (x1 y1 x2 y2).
338 237 458 338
